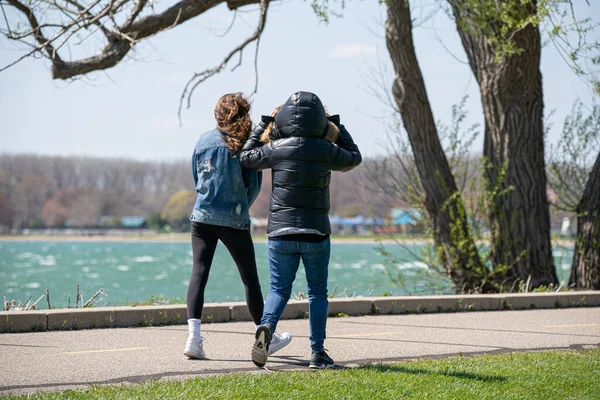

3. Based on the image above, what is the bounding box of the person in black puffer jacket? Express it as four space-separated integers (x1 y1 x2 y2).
240 91 361 369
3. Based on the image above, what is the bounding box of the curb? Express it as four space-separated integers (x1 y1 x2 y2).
1 291 599 333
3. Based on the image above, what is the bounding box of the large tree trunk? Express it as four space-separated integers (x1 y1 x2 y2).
385 1 491 293
449 0 557 288
569 151 600 289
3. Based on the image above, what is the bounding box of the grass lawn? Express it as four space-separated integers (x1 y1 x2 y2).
3 349 599 399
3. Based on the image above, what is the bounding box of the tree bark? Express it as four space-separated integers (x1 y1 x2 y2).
449 0 558 288
569 151 600 289
385 1 490 293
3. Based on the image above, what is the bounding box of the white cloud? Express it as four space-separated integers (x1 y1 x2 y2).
329 44 377 58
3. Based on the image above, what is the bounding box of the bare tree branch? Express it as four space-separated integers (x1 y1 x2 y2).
432 28 468 65
215 9 237 37
178 0 270 123
121 0 147 31
6 0 62 62
1 0 273 79
0 1 13 35
250 14 263 96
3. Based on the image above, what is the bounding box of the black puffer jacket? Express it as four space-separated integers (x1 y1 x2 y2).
240 91 362 237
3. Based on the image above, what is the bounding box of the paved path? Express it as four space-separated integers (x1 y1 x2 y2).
1 308 599 396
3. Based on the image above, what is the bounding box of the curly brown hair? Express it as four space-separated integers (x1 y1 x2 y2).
214 93 252 154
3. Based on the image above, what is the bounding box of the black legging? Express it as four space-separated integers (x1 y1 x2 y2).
187 222 264 324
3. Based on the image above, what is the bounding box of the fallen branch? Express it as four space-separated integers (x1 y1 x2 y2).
23 296 32 310
25 294 45 310
556 281 563 292
83 288 104 307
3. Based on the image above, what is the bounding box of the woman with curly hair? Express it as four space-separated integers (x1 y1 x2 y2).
184 93 291 359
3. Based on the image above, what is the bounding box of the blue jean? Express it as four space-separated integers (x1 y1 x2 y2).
261 237 331 352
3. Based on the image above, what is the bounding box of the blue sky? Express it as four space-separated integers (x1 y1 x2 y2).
0 0 598 160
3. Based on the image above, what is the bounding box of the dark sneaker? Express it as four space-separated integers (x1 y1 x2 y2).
309 350 335 369
251 325 272 367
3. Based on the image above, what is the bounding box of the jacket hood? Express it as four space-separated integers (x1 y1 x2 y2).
261 118 339 144
272 91 329 139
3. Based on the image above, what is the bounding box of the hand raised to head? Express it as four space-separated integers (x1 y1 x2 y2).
270 106 282 117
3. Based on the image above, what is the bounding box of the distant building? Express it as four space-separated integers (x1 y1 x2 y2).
98 215 147 229
121 216 147 229
329 215 385 235
389 208 425 235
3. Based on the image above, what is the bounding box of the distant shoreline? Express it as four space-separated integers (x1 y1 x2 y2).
0 234 575 247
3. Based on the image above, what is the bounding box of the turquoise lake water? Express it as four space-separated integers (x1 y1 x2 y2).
0 241 574 307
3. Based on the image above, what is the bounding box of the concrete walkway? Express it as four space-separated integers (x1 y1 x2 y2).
1 307 599 396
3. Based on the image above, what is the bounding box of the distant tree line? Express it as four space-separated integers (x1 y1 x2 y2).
0 155 190 230
0 151 583 234
0 154 393 232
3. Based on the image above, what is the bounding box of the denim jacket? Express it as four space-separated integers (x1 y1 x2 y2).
190 129 262 230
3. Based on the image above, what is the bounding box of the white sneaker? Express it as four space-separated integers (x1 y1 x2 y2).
184 337 206 359
268 332 292 355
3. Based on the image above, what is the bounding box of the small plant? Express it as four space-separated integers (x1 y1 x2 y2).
371 304 381 315
531 285 555 293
